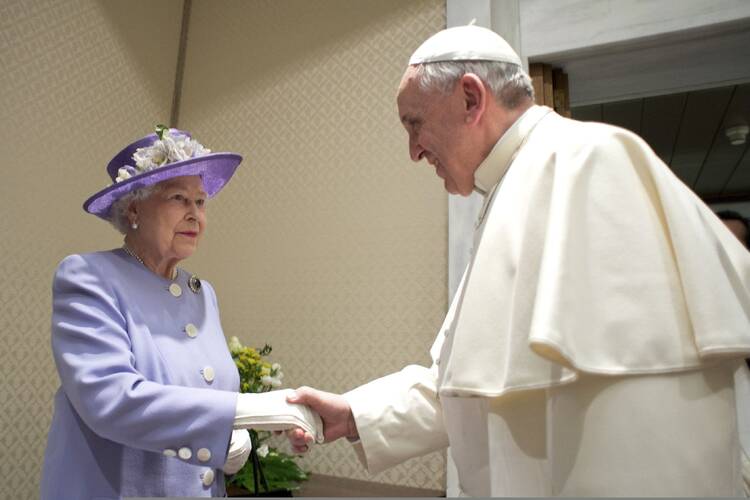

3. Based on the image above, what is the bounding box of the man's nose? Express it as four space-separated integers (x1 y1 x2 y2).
409 136 424 162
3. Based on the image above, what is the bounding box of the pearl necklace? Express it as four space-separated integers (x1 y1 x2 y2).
122 245 177 280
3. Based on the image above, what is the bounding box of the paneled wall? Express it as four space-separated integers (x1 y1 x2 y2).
0 1 183 498
2 0 447 497
180 0 448 489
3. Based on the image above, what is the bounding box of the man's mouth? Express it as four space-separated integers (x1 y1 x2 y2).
433 162 446 179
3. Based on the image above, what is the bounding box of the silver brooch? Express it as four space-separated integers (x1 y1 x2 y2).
188 275 202 294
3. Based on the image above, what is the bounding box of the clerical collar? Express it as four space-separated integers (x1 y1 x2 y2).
473 105 552 196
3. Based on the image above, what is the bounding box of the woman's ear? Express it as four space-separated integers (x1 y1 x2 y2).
127 200 139 226
461 73 487 125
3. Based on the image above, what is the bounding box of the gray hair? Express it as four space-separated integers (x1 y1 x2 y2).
108 184 159 234
412 60 534 109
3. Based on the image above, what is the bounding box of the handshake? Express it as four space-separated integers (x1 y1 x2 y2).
225 387 357 473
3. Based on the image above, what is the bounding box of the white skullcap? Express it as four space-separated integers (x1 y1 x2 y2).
409 25 522 66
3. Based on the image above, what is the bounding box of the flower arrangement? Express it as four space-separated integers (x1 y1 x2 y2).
226 336 309 495
114 124 211 183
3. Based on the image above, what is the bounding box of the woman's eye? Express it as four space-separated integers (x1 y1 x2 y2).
196 199 206 207
172 194 185 201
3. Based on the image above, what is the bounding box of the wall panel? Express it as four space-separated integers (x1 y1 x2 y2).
179 0 447 489
0 1 183 498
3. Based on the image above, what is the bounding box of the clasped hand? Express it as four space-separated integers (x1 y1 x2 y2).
284 386 359 453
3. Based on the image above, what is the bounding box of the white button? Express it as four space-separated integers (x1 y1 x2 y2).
163 449 177 457
202 366 215 383
169 283 183 297
201 468 215 486
185 323 198 338
197 448 211 462
178 447 192 460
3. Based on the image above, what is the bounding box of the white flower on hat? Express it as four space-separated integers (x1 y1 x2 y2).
118 125 211 183
115 166 135 183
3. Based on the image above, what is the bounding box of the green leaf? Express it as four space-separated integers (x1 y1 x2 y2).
227 452 309 494
155 124 168 140
258 344 272 356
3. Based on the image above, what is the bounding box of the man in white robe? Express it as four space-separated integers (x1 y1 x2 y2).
287 25 750 496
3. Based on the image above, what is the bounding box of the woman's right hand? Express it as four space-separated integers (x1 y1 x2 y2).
222 429 252 475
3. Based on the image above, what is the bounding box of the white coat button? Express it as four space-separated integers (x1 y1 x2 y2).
178 447 192 460
163 449 177 457
202 366 215 383
169 283 183 297
185 323 198 338
197 448 211 462
201 468 215 486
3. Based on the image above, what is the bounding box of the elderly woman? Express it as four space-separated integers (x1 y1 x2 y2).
41 127 321 499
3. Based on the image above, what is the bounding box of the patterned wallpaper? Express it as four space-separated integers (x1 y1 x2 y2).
0 1 182 498
179 0 448 491
2 0 446 496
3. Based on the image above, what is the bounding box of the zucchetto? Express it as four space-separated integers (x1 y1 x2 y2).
409 25 522 66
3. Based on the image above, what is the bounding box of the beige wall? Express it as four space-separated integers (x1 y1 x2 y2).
2 0 447 496
1 1 184 498
180 0 447 490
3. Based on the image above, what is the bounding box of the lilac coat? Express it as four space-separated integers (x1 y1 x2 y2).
41 249 239 499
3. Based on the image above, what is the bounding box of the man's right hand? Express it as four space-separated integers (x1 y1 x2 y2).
286 386 358 453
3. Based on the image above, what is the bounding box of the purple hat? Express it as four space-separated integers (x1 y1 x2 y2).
83 126 242 220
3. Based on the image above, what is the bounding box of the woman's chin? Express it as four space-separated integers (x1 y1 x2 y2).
174 245 198 260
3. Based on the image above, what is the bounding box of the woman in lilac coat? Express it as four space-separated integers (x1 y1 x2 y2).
40 127 252 499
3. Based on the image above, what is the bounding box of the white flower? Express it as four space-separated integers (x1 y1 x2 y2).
162 134 190 162
261 375 283 388
257 444 269 458
130 129 211 176
228 336 242 353
271 363 281 371
115 167 132 183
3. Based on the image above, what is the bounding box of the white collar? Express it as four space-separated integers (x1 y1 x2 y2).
473 105 552 196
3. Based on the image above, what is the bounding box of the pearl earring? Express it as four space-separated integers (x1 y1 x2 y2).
131 221 139 230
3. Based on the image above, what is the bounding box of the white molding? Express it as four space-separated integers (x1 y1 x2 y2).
521 0 750 59
445 1 522 495
446 0 523 300
518 0 750 106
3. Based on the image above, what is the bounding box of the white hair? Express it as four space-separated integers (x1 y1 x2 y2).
411 60 534 109
108 184 159 235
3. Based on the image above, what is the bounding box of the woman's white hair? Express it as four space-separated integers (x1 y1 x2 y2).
108 185 159 234
412 60 534 109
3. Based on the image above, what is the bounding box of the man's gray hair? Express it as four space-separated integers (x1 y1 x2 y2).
108 185 159 234
412 60 534 109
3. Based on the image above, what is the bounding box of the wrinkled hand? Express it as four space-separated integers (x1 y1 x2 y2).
222 429 252 475
285 386 358 454
233 389 324 443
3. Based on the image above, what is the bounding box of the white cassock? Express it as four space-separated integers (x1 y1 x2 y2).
344 105 750 496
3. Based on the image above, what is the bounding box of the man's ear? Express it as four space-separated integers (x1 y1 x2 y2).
461 73 487 125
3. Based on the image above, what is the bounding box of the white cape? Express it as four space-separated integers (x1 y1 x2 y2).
437 105 750 397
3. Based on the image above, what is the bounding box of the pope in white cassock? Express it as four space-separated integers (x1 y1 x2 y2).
287 26 750 496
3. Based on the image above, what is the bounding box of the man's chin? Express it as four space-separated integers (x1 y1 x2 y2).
442 179 457 195
443 180 472 197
